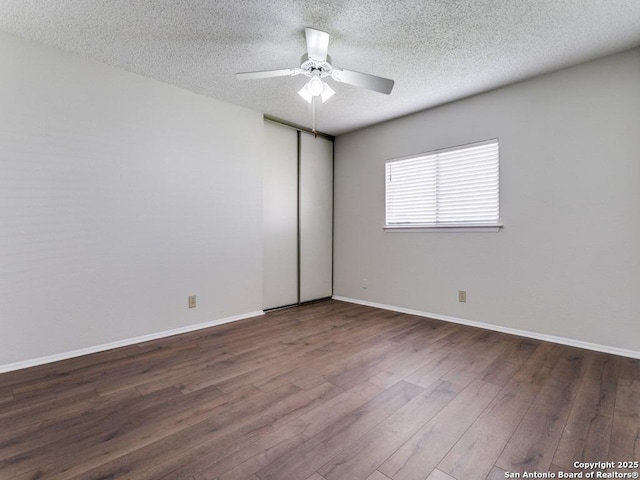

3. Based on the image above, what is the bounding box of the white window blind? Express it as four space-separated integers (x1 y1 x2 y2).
385 139 499 228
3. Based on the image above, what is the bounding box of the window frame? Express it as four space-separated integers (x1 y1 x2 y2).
384 139 502 232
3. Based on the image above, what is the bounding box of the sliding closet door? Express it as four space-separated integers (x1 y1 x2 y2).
299 131 333 302
263 121 298 310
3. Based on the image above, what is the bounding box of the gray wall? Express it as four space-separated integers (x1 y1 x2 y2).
334 48 640 354
0 31 264 368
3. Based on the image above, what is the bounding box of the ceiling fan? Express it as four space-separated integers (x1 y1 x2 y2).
236 27 394 132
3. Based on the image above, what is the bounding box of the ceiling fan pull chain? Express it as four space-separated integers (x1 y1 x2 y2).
312 96 317 137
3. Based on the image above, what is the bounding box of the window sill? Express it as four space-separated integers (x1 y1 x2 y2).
384 224 503 233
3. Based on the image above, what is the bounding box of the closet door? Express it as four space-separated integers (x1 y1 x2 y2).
299 131 333 302
262 121 298 310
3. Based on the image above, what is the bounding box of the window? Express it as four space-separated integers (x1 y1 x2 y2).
385 139 500 229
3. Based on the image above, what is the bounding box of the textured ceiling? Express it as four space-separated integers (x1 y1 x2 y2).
1 1 639 136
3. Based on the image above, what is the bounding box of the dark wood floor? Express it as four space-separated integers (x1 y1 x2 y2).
1 300 638 480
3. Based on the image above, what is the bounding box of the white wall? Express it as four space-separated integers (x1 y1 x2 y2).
0 31 264 368
334 48 640 355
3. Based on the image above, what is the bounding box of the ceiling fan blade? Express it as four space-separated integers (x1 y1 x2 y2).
236 69 298 80
331 68 395 94
305 27 330 62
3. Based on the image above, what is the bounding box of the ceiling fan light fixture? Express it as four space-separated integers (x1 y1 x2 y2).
307 76 324 96
320 82 335 103
297 84 313 103
298 77 335 104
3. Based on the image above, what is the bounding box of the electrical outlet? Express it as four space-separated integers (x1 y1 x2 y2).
188 295 196 308
362 279 368 289
458 290 467 303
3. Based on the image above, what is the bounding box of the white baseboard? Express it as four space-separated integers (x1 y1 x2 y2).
333 296 640 359
0 310 264 374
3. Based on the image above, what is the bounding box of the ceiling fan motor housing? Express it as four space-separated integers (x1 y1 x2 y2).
300 53 333 78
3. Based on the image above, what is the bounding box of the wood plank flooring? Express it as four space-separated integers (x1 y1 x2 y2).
1 300 638 480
